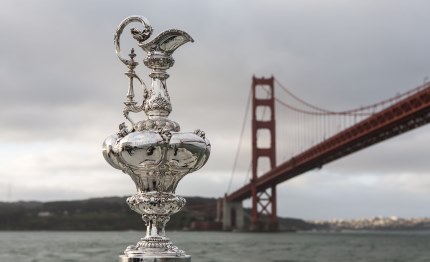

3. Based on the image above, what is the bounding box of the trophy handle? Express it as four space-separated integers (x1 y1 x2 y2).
114 16 152 65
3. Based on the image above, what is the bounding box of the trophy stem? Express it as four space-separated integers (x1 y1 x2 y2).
143 214 169 238
121 192 189 260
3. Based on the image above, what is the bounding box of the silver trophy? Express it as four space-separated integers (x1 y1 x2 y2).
102 16 211 261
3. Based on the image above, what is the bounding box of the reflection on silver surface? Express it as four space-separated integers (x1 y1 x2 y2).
102 15 210 261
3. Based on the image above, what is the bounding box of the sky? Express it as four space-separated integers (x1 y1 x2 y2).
1 0 430 220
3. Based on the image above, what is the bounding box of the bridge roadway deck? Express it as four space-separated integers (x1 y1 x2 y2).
227 83 430 202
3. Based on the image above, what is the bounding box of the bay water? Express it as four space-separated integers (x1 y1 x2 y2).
1 231 429 261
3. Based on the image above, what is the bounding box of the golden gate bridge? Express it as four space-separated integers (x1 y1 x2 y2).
215 76 430 231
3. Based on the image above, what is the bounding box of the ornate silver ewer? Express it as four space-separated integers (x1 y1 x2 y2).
102 16 210 261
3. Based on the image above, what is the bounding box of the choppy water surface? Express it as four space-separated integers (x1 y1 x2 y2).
1 230 429 262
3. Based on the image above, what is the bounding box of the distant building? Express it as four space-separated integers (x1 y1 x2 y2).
37 211 52 217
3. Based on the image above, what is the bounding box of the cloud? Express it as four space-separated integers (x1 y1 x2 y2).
1 0 430 219
278 170 430 220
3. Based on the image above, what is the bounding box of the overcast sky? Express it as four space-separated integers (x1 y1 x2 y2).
1 0 430 220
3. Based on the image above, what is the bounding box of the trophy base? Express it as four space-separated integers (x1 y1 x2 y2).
119 255 191 262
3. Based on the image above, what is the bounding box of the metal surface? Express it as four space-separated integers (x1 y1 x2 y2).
250 76 277 231
119 255 191 262
103 15 210 261
228 81 430 202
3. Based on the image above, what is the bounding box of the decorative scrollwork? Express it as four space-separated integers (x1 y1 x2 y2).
194 129 206 139
145 93 172 113
114 16 152 65
116 122 129 138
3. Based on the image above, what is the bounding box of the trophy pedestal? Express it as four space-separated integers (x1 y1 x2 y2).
119 255 191 262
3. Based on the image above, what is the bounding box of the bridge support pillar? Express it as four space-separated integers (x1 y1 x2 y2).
251 76 278 231
220 198 244 231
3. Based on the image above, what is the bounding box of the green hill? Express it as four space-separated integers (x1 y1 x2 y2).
0 196 218 231
0 196 318 231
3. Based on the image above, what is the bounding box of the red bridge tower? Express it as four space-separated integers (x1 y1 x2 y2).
251 76 278 230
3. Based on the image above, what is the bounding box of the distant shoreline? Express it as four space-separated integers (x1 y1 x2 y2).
1 196 429 231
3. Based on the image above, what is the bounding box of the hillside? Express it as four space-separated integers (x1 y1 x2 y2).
0 196 317 231
0 196 218 231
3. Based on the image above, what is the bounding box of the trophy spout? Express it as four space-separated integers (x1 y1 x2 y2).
139 29 194 54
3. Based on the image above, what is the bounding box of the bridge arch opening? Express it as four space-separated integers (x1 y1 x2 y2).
257 129 272 149
255 106 272 121
255 86 272 99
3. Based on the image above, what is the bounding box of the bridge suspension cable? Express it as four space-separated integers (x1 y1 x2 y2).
275 78 429 116
226 88 251 194
226 83 271 194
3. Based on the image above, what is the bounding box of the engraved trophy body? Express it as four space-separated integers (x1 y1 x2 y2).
102 16 210 262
